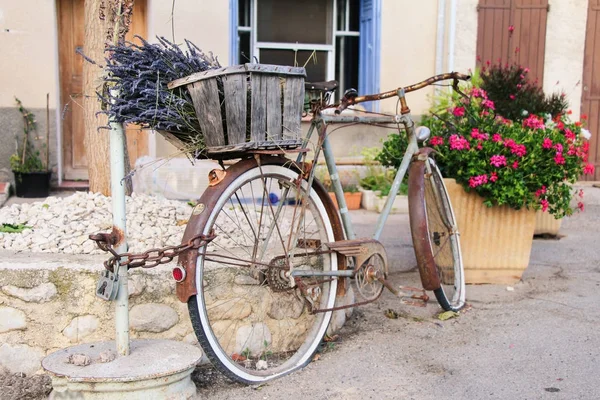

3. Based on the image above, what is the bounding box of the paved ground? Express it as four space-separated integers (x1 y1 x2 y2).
192 185 600 400
1 186 599 399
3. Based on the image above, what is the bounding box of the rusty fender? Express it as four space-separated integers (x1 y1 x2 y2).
407 147 441 291
175 156 345 303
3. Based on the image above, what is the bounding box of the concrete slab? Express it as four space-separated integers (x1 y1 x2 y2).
43 339 201 399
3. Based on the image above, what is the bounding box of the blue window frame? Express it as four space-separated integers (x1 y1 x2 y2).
230 0 380 108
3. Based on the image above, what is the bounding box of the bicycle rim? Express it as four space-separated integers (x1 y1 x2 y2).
188 164 337 384
423 160 465 311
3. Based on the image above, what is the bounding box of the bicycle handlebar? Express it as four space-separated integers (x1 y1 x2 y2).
334 72 471 114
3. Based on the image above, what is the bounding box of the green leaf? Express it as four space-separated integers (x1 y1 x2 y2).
0 223 32 233
437 311 459 321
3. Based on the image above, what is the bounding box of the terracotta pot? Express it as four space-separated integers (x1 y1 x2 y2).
444 179 536 284
328 192 363 210
534 211 563 236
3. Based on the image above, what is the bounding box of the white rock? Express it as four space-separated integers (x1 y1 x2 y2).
256 360 268 370
62 315 100 342
2 283 57 303
130 303 179 333
0 306 27 332
0 343 44 375
68 353 91 366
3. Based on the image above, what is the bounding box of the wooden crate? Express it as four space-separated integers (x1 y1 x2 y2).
168 64 306 158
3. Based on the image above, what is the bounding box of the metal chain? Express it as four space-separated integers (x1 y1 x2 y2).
89 232 215 272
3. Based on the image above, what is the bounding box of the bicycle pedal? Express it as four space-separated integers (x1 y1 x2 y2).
397 285 429 306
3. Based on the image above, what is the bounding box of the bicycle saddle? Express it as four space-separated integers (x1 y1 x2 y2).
305 80 338 92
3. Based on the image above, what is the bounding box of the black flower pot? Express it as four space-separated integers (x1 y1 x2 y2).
13 171 52 198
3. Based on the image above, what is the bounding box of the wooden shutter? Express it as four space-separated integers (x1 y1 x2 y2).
581 0 600 181
476 0 549 84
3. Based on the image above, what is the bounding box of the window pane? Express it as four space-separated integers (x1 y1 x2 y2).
259 49 327 82
257 0 333 44
239 0 251 27
335 36 359 100
336 0 359 32
238 31 251 63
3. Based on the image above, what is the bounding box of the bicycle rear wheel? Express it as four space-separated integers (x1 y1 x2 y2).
410 157 465 311
187 163 338 384
423 159 465 310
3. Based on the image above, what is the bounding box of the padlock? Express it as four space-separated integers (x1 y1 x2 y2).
95 270 120 301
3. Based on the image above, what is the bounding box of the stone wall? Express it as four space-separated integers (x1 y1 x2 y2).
0 254 353 376
0 262 195 376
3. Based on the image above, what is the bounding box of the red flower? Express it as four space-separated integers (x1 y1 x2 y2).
578 202 585 211
575 121 582 127
492 133 503 143
564 129 576 141
512 161 519 169
583 163 595 175
490 172 498 182
452 106 466 117
508 25 515 33
430 136 444 146
554 153 565 165
581 114 588 120
535 186 547 197
509 94 516 100
542 138 553 149
541 199 549 212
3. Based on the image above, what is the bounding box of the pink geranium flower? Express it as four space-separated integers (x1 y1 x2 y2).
554 153 565 165
430 136 444 146
482 99 495 110
452 107 466 117
583 163 595 175
512 161 519 169
542 137 553 149
523 115 545 130
511 144 527 157
554 143 563 153
564 128 575 141
490 172 498 182
471 128 489 141
490 155 507 167
541 199 549 212
468 174 489 188
449 134 470 150
492 133 503 143
578 202 584 211
535 186 547 197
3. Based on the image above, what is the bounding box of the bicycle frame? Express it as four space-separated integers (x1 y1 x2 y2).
300 107 420 243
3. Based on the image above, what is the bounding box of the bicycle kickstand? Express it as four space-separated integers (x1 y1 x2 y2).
375 272 430 307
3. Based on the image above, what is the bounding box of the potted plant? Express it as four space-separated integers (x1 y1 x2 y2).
378 77 593 284
316 167 363 210
359 169 408 213
478 63 571 237
11 97 51 198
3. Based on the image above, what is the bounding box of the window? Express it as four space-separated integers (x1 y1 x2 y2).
233 0 365 101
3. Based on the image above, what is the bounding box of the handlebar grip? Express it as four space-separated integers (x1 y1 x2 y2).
334 88 358 115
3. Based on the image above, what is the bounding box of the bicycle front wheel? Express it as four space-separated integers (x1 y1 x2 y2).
422 159 465 311
188 163 338 384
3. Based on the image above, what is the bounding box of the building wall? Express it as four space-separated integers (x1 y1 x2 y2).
0 1 60 183
543 0 587 119
380 0 439 116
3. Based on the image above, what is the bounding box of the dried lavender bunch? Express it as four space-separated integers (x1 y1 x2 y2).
103 36 220 150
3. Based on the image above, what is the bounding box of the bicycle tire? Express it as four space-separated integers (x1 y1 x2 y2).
410 157 465 311
187 163 338 384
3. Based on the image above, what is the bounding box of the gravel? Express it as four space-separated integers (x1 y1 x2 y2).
0 192 193 254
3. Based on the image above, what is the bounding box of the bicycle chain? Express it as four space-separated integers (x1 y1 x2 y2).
89 231 215 272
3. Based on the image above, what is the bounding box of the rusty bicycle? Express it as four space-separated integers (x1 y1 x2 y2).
164 67 471 384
